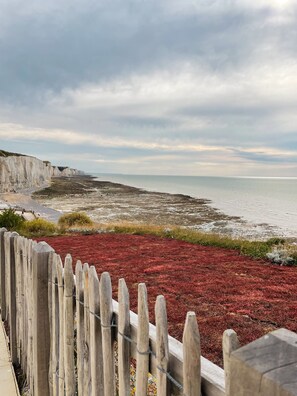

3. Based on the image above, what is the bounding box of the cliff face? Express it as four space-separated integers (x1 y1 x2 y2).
0 153 81 192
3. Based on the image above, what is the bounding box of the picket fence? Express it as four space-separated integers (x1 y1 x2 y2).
0 228 296 396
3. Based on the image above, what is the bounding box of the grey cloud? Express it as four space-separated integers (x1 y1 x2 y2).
1 0 294 104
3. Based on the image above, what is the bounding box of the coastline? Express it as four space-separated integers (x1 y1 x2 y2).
31 174 286 240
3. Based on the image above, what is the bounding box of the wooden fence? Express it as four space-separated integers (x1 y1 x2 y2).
0 228 296 396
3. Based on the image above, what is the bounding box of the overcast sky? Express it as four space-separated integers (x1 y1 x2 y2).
0 0 297 176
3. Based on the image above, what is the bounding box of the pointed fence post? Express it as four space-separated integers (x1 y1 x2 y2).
8 232 19 365
0 228 7 321
89 266 104 396
64 254 75 396
118 278 130 396
100 271 115 396
223 329 240 396
57 255 65 395
75 260 84 396
183 312 201 396
52 254 59 396
155 295 169 396
136 283 149 396
32 241 54 396
83 263 91 396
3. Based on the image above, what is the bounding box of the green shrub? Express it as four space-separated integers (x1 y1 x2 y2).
0 208 25 231
21 218 57 237
58 212 93 229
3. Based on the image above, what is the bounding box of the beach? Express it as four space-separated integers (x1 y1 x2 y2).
25 174 291 240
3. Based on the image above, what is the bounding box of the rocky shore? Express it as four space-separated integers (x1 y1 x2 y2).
32 175 281 239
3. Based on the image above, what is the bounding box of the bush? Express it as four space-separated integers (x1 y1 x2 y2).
58 212 93 229
21 218 58 237
0 208 25 230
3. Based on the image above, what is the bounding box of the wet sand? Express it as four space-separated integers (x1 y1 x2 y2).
32 175 282 239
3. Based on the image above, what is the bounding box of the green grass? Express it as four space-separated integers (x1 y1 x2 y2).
58 212 93 229
20 218 58 237
97 222 294 262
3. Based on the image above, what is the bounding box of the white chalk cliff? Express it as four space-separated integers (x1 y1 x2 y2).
0 151 82 192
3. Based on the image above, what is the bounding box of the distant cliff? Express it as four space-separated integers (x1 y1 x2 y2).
0 150 82 192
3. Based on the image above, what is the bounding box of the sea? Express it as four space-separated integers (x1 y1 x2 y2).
93 174 297 238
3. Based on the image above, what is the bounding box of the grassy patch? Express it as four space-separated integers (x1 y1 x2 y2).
20 218 58 237
0 208 25 231
58 212 93 229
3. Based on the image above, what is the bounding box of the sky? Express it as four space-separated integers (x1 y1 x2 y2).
0 0 297 176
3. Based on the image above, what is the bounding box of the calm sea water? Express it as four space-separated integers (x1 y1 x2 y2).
93 174 297 237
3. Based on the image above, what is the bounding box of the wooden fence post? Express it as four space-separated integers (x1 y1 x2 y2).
155 295 169 396
136 283 149 396
75 260 84 396
8 231 18 365
89 266 104 396
32 241 54 396
64 254 75 396
83 263 91 396
51 254 59 396
222 329 239 396
0 227 7 321
57 255 65 395
229 328 297 395
118 278 130 396
100 271 115 396
183 312 201 396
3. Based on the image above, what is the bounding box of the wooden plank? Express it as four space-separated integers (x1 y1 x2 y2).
118 278 130 396
83 263 91 396
48 251 54 396
155 295 169 396
4 232 11 323
112 300 225 396
64 254 75 396
75 260 84 396
0 228 7 321
183 312 201 396
52 254 59 396
57 255 65 395
136 283 149 396
89 266 104 396
8 232 18 365
222 329 239 396
32 241 54 396
229 328 297 395
100 271 115 396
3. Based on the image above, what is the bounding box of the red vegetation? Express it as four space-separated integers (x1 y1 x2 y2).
37 234 297 366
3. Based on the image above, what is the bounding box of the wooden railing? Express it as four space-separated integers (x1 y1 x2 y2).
0 228 296 396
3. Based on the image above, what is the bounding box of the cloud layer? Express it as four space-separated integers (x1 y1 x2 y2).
0 0 296 176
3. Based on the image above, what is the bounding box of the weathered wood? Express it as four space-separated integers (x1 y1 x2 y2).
155 295 169 396
64 254 75 396
0 228 7 321
75 260 84 396
229 328 297 395
32 241 54 396
83 263 91 396
57 255 65 395
8 232 18 365
15 236 24 365
89 266 104 396
52 254 59 396
100 271 115 396
222 329 239 396
183 312 201 396
4 232 11 322
135 283 149 396
118 278 130 396
48 251 54 396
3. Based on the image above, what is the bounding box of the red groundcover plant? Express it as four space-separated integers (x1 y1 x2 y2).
37 234 297 367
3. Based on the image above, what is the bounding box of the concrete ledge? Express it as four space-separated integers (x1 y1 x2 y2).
0 321 19 396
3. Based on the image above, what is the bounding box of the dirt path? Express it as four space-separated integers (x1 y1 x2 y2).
37 234 297 367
